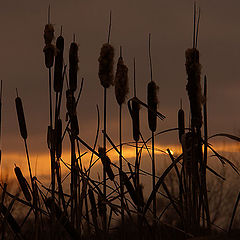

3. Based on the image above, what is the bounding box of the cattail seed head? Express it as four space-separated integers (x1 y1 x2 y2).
185 48 202 129
115 56 129 105
54 36 64 92
178 108 185 143
45 197 80 239
98 147 115 181
66 90 76 118
15 97 27 140
122 171 139 206
132 98 140 142
56 119 62 159
43 44 55 68
0 204 21 234
181 132 194 173
69 42 79 92
88 188 97 216
98 43 114 88
97 192 105 217
56 35 64 52
147 81 158 132
70 114 79 137
44 24 54 45
14 166 32 202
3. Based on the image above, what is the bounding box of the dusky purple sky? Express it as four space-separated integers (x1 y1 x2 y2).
0 0 240 176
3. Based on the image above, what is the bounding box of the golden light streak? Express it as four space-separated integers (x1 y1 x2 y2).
1 142 239 181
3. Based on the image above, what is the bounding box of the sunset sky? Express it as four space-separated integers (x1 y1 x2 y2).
0 0 240 178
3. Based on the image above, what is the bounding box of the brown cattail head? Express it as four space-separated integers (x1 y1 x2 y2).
0 204 21 234
45 197 80 239
56 119 62 159
14 166 32 202
66 89 76 118
97 192 105 217
122 171 140 206
54 35 64 92
185 48 202 129
56 35 64 52
88 188 97 216
115 56 129 105
98 147 115 181
44 24 54 45
69 42 79 92
88 188 99 232
147 81 158 132
98 43 114 88
131 98 140 142
70 114 79 137
181 132 195 174
43 44 55 68
15 97 27 139
178 108 185 143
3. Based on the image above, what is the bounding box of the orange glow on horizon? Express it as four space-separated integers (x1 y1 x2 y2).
1 142 239 181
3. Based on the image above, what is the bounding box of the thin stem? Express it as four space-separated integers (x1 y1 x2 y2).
193 2 196 48
107 11 112 44
196 8 201 48
203 75 211 229
48 68 53 128
148 33 153 82
133 58 136 97
48 4 51 24
103 87 107 233
152 131 156 228
24 139 33 190
119 104 124 238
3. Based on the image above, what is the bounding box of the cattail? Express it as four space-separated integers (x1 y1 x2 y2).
43 22 55 69
185 48 202 129
44 24 54 45
70 114 79 137
47 125 53 149
69 42 79 92
14 166 32 202
131 98 140 142
66 89 76 118
88 188 97 216
88 188 99 232
122 171 139 206
0 204 21 234
55 119 62 159
98 43 114 88
181 132 194 173
115 56 129 105
45 197 80 239
178 107 185 143
98 192 105 217
98 147 115 181
43 44 55 69
147 81 158 132
54 35 64 92
15 97 27 140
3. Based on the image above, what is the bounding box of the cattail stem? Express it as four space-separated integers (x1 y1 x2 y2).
103 87 107 233
152 131 156 227
24 139 33 190
70 135 76 225
203 75 211 229
48 68 53 128
119 104 125 237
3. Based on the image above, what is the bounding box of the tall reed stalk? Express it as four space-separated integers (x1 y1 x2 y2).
114 46 129 237
98 11 114 234
147 34 158 235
